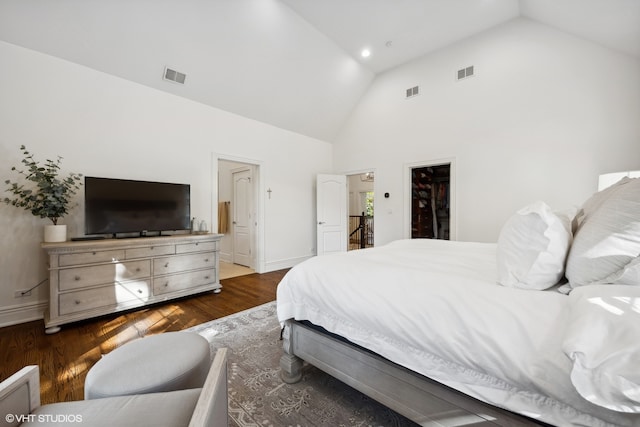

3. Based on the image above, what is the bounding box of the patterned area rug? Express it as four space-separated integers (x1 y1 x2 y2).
188 301 418 427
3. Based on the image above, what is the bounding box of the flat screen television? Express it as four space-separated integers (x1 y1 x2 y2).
84 177 191 236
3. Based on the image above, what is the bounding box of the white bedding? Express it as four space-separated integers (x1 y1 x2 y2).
276 239 640 427
563 285 640 414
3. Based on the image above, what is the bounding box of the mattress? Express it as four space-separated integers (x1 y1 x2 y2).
276 239 639 427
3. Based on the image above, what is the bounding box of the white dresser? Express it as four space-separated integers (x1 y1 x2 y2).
41 233 222 333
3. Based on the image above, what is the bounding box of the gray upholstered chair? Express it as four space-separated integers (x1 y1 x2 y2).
84 331 212 400
0 348 228 427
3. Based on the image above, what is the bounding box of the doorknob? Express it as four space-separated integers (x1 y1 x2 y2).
318 221 325 225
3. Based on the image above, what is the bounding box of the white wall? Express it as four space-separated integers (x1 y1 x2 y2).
0 41 331 327
334 18 640 245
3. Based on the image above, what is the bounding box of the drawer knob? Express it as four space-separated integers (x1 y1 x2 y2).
137 289 143 294
164 262 169 268
164 282 169 287
204 276 210 280
204 258 209 262
92 252 96 255
136 268 141 272
75 300 81 305
74 276 81 281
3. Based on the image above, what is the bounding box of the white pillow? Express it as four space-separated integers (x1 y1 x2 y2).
566 177 640 287
573 176 631 231
562 284 640 413
497 201 572 290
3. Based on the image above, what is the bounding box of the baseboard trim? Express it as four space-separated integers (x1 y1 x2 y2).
0 300 47 328
264 255 313 272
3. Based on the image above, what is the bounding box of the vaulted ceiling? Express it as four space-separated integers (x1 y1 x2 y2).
283 0 640 73
0 0 638 142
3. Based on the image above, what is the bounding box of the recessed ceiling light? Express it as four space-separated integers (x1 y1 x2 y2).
361 49 371 58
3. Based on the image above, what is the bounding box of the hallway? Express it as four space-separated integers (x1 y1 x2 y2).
219 261 254 280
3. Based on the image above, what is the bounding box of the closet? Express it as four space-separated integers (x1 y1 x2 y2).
411 164 450 239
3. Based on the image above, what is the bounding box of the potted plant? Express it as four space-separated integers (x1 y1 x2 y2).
3 145 82 242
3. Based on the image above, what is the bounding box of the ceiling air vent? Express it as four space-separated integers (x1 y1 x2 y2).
405 85 419 99
163 67 186 84
457 65 474 81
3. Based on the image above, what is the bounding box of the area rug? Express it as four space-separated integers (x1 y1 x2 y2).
188 301 418 427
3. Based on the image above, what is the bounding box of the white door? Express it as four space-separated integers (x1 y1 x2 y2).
317 174 347 256
233 168 252 267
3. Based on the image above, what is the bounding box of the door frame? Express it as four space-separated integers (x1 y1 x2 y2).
403 158 456 240
213 153 264 273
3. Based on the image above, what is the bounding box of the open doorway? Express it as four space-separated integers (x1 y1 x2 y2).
411 163 451 240
218 159 258 279
347 172 374 250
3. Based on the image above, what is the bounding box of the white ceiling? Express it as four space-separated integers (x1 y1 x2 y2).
0 0 638 141
282 0 520 74
282 0 640 74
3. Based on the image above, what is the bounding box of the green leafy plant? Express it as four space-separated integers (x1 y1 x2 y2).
3 145 82 225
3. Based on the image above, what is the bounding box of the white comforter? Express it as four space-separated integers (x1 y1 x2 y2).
276 239 640 427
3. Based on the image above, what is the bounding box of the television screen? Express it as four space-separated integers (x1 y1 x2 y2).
84 177 191 235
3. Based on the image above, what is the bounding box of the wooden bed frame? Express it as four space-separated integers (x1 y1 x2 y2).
280 319 548 427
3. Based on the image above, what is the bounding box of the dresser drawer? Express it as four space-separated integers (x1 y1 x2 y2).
153 268 216 295
59 280 151 315
153 252 215 275
59 260 151 291
59 250 125 267
176 241 218 254
125 245 175 259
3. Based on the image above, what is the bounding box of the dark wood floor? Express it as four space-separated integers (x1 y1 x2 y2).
0 269 287 404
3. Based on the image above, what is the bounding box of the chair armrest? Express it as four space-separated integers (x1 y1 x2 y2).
0 366 41 423
188 348 228 427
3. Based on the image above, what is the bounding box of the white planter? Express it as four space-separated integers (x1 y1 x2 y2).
44 224 67 243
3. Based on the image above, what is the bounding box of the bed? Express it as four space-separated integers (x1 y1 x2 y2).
276 177 640 427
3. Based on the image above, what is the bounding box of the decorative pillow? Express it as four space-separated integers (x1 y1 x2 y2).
566 177 640 287
573 176 632 231
562 284 640 413
497 201 572 290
